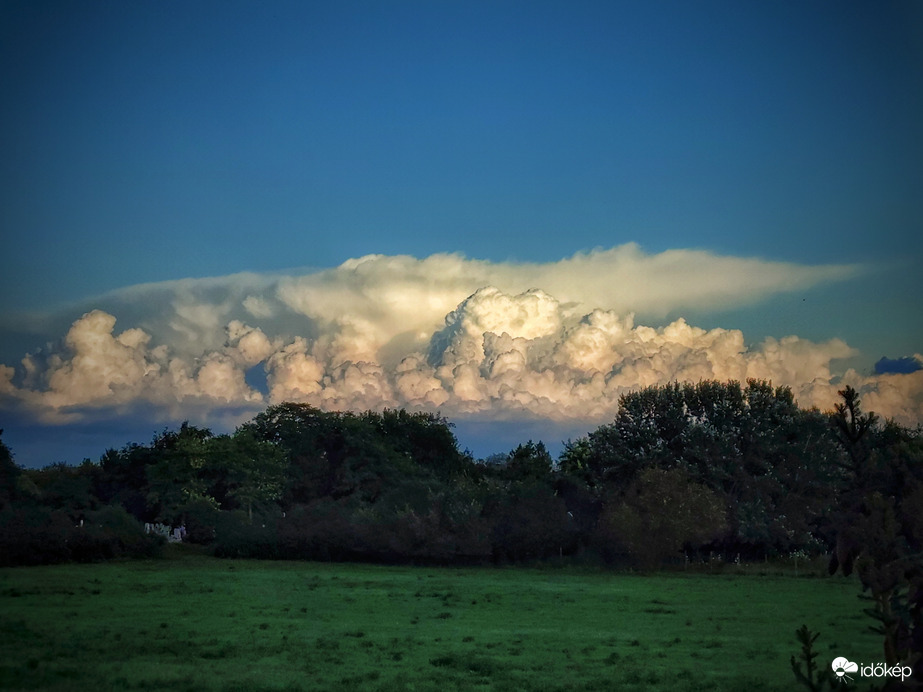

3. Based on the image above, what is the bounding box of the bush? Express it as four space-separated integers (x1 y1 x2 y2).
487 482 579 563
0 506 71 566
177 498 222 545
212 510 279 559
0 504 161 566
601 468 727 570
71 505 163 561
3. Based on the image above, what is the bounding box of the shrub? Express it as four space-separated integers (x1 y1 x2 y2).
177 498 223 545
0 505 71 566
0 504 161 566
601 468 727 570
212 510 278 559
71 505 163 561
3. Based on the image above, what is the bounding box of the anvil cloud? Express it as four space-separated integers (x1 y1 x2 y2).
3 246 919 434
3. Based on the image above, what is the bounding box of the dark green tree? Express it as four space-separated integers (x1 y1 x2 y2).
96 444 154 520
790 625 835 691
484 478 575 562
503 440 554 483
211 428 287 522
364 408 469 478
0 430 20 510
599 467 727 569
146 422 217 524
827 389 923 684
27 462 98 519
560 379 840 559
245 403 457 506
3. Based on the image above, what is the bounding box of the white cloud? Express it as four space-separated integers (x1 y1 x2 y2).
0 309 265 422
3 247 917 430
264 336 324 402
226 321 273 366
271 245 860 367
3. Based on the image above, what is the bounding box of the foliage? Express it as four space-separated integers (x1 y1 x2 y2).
27 462 99 518
175 497 223 545
68 505 164 561
502 440 554 482
0 429 20 510
485 478 576 563
363 408 471 478
599 467 726 569
146 422 216 524
561 379 841 559
0 503 161 566
96 443 153 520
1 381 918 574
244 403 421 504
0 504 72 566
831 384 879 475
790 625 833 691
207 429 286 522
789 387 922 692
827 386 923 687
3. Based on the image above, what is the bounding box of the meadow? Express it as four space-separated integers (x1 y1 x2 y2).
0 549 881 692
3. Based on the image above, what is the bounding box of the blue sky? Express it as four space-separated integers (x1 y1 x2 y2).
1 0 921 466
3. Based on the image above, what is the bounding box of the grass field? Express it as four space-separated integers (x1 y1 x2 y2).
0 549 881 691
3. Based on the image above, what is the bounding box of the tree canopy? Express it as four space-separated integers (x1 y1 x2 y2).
2 379 919 574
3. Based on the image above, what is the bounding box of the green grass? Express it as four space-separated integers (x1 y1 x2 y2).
0 549 880 691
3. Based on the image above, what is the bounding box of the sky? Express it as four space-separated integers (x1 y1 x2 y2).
1 0 921 467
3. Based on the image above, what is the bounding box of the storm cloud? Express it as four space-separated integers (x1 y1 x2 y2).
5 246 918 430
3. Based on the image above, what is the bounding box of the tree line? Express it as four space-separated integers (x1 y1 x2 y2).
0 379 920 573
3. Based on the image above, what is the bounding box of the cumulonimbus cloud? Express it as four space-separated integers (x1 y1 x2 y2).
4 246 918 429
